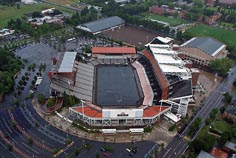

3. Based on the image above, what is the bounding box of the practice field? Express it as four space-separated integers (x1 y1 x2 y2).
95 65 143 107
0 4 72 28
185 24 236 48
146 13 186 26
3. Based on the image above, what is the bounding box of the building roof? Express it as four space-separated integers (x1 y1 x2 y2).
181 37 225 56
197 150 215 158
150 36 173 44
92 47 136 54
224 141 236 152
231 97 236 105
219 0 236 4
143 106 169 117
169 80 192 99
146 36 173 48
77 16 124 34
210 147 228 158
225 106 236 116
72 106 102 118
154 54 183 65
159 64 188 73
150 47 178 55
58 52 77 73
164 112 181 123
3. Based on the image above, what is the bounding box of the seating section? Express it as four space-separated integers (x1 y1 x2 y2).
138 55 163 105
51 62 95 101
142 50 169 100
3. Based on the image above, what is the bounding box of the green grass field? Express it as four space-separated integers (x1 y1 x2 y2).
186 24 236 47
212 120 230 133
0 3 73 28
146 13 186 26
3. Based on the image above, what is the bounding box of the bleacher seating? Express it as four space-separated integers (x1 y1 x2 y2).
138 55 162 105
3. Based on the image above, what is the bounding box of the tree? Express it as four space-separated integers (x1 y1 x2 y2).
219 131 231 147
32 11 42 18
37 93 46 104
188 117 201 137
233 80 236 87
209 108 218 119
190 135 215 152
209 58 232 76
47 98 55 108
168 124 176 131
223 92 232 104
176 31 183 41
7 144 13 151
220 106 226 114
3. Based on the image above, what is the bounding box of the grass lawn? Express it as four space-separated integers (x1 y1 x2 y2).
185 24 236 47
143 13 185 26
206 6 218 12
220 22 235 28
0 3 73 28
212 120 230 133
206 6 236 12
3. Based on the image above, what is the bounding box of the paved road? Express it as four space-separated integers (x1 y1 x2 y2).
157 66 236 158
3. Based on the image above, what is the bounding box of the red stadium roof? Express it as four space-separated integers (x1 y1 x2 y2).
92 47 136 54
73 106 102 118
143 106 169 117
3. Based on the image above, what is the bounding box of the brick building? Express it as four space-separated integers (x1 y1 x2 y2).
179 37 227 67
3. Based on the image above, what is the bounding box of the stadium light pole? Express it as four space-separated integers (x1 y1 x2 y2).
159 100 163 112
81 100 85 121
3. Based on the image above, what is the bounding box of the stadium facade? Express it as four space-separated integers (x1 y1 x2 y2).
48 37 199 127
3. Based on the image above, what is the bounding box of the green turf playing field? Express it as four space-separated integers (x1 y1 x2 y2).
185 24 236 48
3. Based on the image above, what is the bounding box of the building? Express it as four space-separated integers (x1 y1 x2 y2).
76 16 125 35
49 48 170 127
205 13 222 25
219 0 236 6
223 106 236 123
49 37 197 128
231 97 236 106
21 0 37 4
115 0 130 3
0 28 15 38
143 37 194 116
149 6 165 15
179 37 227 67
163 112 181 124
91 47 136 58
28 8 64 26
223 141 236 153
149 5 179 16
210 147 228 158
205 0 216 6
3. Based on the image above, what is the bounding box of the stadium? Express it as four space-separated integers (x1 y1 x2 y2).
48 37 199 129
